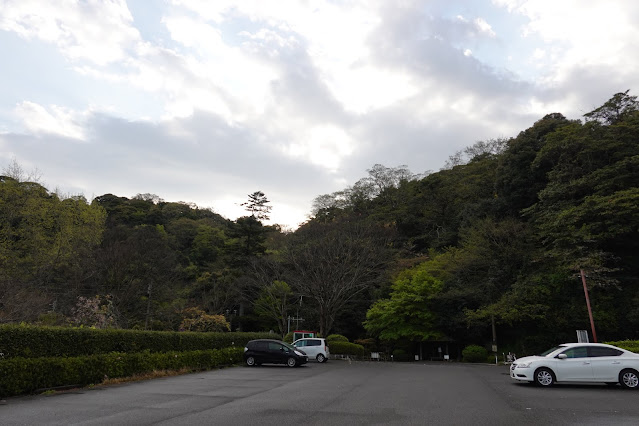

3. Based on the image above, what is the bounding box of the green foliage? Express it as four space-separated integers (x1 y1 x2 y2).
179 308 231 332
462 345 488 363
0 324 271 359
328 341 366 357
605 340 639 353
326 334 349 343
0 178 106 322
391 348 412 362
354 338 376 351
253 280 293 337
364 260 444 341
283 332 294 343
0 347 243 398
3 91 639 353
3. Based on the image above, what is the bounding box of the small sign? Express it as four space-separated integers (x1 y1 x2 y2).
577 330 589 343
444 355 450 360
492 345 497 352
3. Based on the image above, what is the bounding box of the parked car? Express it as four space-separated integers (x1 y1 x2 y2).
244 339 308 367
293 337 330 363
510 342 639 389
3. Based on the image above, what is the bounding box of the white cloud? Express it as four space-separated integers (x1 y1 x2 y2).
1 0 638 228
285 125 355 172
14 101 86 139
496 0 639 84
0 0 141 66
474 17 496 37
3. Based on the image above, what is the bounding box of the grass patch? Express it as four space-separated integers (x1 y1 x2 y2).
101 368 192 385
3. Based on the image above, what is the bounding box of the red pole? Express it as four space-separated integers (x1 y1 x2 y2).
580 269 597 343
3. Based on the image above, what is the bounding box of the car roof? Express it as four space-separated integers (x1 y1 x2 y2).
559 343 617 347
248 339 285 343
556 342 629 350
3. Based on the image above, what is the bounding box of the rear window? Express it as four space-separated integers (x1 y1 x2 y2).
307 340 321 346
589 347 623 357
249 341 268 351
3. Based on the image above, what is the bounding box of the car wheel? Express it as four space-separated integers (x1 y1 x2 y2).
316 353 327 363
534 367 555 387
287 357 297 368
246 356 256 367
619 369 639 389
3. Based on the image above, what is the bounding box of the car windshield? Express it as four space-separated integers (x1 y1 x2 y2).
539 346 565 356
283 342 297 351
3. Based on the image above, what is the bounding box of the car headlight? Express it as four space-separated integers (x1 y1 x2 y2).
515 362 532 368
295 350 304 356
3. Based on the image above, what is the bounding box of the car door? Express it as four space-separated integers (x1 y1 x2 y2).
555 346 594 382
302 339 319 358
251 341 269 364
588 346 624 382
268 342 288 363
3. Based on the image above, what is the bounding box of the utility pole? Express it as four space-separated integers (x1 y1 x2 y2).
580 269 597 343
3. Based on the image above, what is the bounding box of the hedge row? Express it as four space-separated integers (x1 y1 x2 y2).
329 341 366 357
605 340 639 353
0 325 273 359
0 347 243 397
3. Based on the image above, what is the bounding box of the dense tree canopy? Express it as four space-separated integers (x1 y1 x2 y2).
2 92 638 355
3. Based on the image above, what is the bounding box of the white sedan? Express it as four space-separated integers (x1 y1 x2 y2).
510 343 639 389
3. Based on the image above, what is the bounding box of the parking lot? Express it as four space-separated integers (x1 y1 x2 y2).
1 360 638 425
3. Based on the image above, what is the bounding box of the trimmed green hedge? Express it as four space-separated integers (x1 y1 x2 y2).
605 340 639 353
326 334 349 343
329 341 366 357
0 325 272 359
0 347 243 397
462 345 488 363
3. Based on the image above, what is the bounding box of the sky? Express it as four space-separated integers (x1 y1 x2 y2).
1 0 638 229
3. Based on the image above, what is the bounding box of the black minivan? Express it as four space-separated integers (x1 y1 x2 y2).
244 339 308 367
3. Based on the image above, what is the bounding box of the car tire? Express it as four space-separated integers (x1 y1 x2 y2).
619 369 639 389
246 356 256 367
316 354 327 363
534 367 555 387
287 357 297 368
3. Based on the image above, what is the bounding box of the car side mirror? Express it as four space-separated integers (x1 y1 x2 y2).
557 354 568 359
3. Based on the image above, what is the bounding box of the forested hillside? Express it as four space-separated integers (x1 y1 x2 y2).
1 92 637 354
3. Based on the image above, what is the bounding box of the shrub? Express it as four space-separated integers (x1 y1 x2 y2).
0 324 271 359
354 338 375 351
462 345 488 363
179 308 230 332
283 332 294 343
0 347 243 398
606 340 639 353
391 348 413 362
328 341 366 357
326 334 349 343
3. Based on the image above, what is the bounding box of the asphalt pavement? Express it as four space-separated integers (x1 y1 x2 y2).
1 360 638 425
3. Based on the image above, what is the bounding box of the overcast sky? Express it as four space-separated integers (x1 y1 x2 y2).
1 0 638 228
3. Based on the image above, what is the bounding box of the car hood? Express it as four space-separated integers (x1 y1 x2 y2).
514 355 547 364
